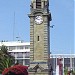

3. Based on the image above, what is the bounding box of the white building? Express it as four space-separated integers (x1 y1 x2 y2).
50 54 75 75
0 41 30 66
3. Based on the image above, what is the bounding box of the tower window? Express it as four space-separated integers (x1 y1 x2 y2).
36 0 41 9
37 36 39 41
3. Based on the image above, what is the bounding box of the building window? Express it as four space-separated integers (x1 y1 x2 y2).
64 58 70 68
36 0 41 9
25 45 30 49
72 58 75 70
25 59 30 65
17 52 23 58
17 59 23 65
38 36 39 41
25 52 30 58
17 46 24 49
9 46 16 50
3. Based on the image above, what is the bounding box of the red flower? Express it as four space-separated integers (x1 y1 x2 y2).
2 65 28 75
2 68 10 75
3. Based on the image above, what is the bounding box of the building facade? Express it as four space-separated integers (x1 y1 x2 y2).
50 54 75 75
0 41 30 66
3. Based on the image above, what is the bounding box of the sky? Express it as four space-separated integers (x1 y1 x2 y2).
0 0 74 54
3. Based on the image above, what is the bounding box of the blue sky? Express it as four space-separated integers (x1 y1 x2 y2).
0 0 74 54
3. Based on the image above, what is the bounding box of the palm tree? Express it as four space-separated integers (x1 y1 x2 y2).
0 45 15 74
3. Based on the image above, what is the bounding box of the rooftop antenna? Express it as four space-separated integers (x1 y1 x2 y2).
13 12 15 41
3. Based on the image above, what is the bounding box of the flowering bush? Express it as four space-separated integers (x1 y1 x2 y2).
2 65 28 75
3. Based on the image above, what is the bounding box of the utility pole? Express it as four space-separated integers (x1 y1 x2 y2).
13 12 15 41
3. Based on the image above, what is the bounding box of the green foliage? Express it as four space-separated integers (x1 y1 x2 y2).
73 70 75 74
64 67 75 75
0 45 15 74
64 68 68 75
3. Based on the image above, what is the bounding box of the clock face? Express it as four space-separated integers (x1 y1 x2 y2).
35 16 43 24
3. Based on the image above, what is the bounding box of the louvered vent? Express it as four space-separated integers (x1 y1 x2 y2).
36 0 41 9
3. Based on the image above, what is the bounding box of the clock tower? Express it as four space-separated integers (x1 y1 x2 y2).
28 0 52 75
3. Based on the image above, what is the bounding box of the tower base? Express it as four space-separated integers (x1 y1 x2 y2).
28 63 51 75
29 72 49 75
